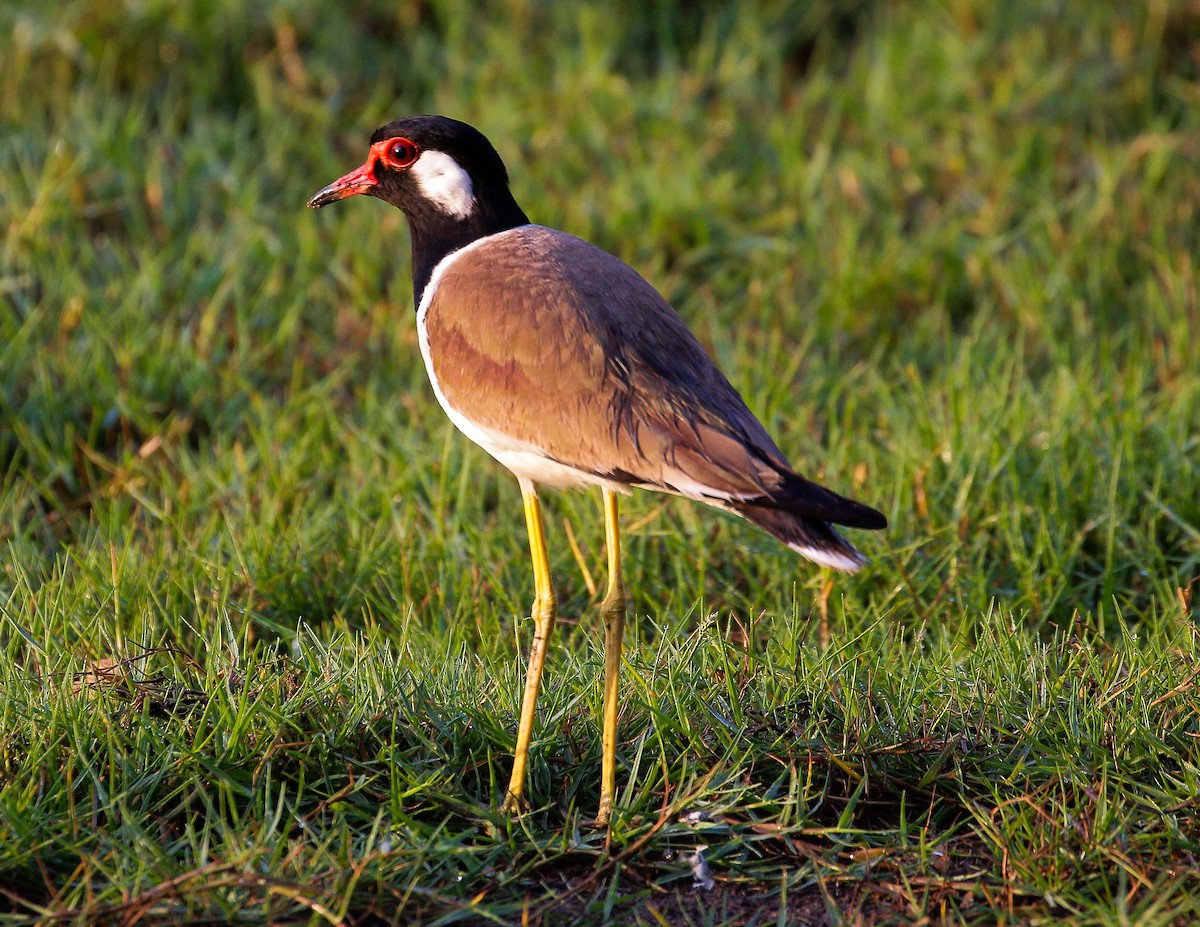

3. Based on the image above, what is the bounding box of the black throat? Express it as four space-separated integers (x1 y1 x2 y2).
405 193 529 307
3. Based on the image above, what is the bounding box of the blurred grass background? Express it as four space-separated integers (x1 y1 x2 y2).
2 1 1199 924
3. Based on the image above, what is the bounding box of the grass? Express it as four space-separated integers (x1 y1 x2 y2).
2 0 1199 923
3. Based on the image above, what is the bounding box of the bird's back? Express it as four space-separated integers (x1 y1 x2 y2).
418 226 795 493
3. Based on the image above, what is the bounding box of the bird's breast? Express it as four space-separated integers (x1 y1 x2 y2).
413 228 620 489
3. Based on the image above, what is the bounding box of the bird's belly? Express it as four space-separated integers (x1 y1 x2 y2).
488 448 601 488
421 364 625 489
432 392 595 487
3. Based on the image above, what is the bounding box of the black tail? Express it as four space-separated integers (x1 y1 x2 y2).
729 502 869 571
762 473 888 530
727 474 886 572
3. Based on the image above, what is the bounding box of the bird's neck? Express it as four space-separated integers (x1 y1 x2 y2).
408 193 529 306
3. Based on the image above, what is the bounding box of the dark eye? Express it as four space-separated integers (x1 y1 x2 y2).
388 139 418 167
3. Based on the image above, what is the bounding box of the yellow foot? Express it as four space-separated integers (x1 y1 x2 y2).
499 791 527 815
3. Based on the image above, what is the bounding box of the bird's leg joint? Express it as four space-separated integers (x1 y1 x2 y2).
599 588 626 625
531 590 557 632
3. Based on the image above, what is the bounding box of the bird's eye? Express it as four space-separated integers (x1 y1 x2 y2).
387 138 418 167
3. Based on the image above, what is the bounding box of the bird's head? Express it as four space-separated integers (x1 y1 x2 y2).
307 114 522 228
307 115 529 302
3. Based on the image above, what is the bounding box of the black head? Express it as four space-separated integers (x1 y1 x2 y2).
307 116 511 215
308 115 530 303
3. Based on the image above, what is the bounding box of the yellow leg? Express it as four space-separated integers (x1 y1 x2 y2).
818 571 834 649
501 480 557 814
596 488 627 826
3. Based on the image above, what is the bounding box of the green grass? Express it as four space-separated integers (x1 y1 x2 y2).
2 0 1199 923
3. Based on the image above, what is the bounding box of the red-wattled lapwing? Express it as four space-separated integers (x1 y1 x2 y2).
308 115 886 824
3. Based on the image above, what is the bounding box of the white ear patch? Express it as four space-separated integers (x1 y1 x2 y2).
411 150 475 218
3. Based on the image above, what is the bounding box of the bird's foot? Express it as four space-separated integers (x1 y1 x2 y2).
499 791 527 815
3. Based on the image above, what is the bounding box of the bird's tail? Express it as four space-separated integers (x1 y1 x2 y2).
729 502 868 572
725 472 886 572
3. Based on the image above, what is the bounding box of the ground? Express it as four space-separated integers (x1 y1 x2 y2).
2 1 1199 924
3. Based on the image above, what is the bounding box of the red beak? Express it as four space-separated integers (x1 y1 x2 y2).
307 161 379 208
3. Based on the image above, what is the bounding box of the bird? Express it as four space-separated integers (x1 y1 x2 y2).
308 115 886 825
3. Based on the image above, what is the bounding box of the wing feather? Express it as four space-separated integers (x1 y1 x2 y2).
422 225 881 528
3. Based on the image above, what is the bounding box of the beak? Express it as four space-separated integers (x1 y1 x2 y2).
307 161 378 208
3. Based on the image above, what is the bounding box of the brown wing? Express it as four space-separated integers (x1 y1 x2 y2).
422 225 795 502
